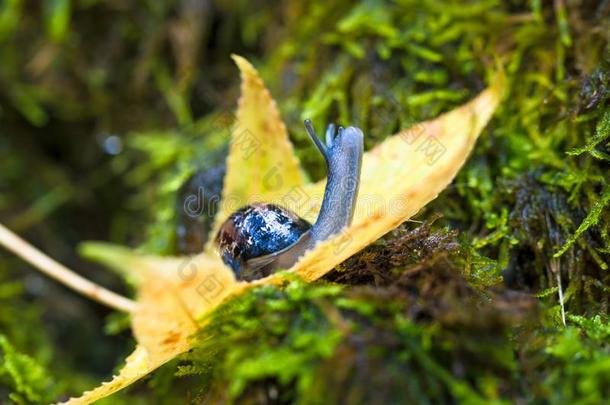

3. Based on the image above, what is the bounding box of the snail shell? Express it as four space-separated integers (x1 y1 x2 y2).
216 203 311 280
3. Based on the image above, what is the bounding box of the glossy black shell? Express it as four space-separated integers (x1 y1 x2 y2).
215 203 311 277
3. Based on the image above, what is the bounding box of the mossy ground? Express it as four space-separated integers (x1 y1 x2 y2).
0 1 609 403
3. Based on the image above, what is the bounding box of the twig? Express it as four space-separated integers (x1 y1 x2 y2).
0 223 137 313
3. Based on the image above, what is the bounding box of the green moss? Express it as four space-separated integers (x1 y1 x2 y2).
538 315 610 404
0 335 59 404
0 269 64 403
176 234 538 403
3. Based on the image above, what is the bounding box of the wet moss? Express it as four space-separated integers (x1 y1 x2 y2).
176 219 538 403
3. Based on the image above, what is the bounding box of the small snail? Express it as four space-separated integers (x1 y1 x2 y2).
216 120 364 281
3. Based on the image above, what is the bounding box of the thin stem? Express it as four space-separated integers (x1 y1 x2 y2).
552 258 566 327
0 223 137 313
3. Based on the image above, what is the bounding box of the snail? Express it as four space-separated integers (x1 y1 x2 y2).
215 120 364 281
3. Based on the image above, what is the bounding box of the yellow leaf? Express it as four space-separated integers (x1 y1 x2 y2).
61 59 504 404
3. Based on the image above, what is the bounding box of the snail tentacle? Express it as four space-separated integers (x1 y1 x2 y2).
325 123 336 148
304 119 327 157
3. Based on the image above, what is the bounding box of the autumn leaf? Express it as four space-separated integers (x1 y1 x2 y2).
58 57 504 404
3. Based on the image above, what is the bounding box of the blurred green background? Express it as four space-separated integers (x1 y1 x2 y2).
0 1 609 403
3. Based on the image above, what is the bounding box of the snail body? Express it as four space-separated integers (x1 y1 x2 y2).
216 120 363 281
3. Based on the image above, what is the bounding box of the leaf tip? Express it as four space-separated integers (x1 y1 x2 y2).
231 53 256 77
79 242 140 278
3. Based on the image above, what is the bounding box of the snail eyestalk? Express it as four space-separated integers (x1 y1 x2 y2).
0 223 137 313
304 119 327 157
325 123 336 148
